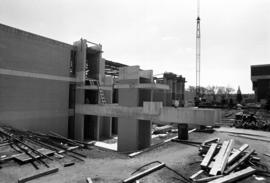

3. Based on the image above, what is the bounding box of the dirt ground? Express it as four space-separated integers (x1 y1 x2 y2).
1 128 270 183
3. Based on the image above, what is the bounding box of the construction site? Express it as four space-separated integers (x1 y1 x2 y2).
1 1 270 183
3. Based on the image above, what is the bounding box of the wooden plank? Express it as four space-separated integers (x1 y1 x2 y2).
190 170 204 180
18 168 59 183
208 161 214 169
230 134 270 143
128 135 179 158
224 149 255 174
227 144 249 165
0 153 24 162
263 153 270 158
123 163 166 183
219 139 234 174
208 167 256 183
209 140 230 175
86 177 93 183
200 143 218 168
202 138 220 146
14 148 54 163
194 175 223 182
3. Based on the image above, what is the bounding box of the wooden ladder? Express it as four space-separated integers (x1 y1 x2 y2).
93 80 107 104
87 79 107 104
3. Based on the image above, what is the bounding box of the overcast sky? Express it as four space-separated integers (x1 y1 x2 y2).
0 0 269 93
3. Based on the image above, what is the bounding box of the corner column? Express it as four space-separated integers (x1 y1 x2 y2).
74 39 87 141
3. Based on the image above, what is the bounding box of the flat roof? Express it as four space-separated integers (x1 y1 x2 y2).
251 64 270 68
0 23 73 48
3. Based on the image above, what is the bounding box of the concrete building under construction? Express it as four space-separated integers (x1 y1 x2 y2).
0 23 221 152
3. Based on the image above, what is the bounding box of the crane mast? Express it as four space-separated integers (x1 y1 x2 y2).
195 0 201 105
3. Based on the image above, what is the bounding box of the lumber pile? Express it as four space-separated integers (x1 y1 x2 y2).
0 125 93 169
234 111 270 131
190 138 265 182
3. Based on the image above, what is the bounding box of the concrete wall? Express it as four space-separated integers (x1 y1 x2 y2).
0 24 73 136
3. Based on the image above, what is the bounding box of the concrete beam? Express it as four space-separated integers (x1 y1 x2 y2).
76 85 112 91
114 83 170 90
75 103 221 125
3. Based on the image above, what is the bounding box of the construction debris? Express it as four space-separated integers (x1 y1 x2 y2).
122 161 191 183
122 162 166 183
208 166 256 183
190 138 269 182
234 111 270 131
18 168 59 183
0 125 92 170
152 125 173 134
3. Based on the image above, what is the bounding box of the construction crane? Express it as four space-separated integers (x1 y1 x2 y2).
195 0 201 106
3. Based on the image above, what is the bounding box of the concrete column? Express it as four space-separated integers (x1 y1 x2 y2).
138 120 152 149
118 117 139 152
74 39 87 141
118 88 139 152
118 88 153 152
74 114 84 141
178 123 188 140
117 67 152 152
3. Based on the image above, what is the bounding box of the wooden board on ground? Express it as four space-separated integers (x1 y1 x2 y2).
209 140 234 175
224 149 255 174
208 167 256 183
227 144 249 165
201 143 218 168
190 170 204 180
18 168 58 183
14 148 54 163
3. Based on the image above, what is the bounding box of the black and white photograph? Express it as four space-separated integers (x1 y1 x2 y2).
0 0 270 182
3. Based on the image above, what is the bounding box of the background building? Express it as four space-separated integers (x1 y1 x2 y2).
251 64 270 104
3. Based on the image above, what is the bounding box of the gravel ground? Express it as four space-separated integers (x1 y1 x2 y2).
1 128 270 183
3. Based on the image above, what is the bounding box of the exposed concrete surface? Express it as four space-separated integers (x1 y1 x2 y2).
0 24 72 136
75 104 221 125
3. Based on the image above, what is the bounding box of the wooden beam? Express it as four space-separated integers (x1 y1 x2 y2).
208 167 256 183
219 139 234 174
201 143 218 168
190 170 204 180
202 138 220 146
209 140 234 175
224 149 255 175
194 175 223 182
122 163 166 183
18 168 58 183
230 134 270 143
227 144 249 165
